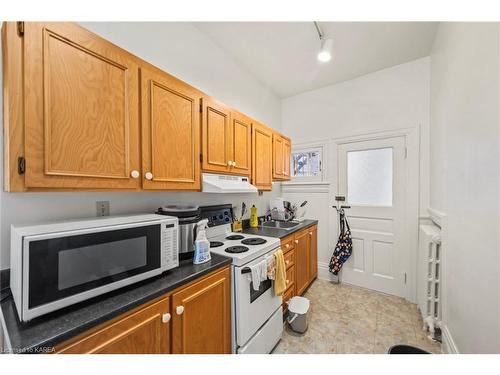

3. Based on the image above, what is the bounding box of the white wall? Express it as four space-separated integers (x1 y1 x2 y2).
0 22 282 270
281 58 430 290
430 22 500 353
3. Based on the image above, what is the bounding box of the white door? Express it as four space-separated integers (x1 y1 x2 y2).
337 136 408 297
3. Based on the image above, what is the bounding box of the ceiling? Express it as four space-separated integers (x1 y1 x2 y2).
194 22 438 98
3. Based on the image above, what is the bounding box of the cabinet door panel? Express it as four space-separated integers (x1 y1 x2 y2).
141 66 201 190
273 134 284 179
172 267 231 354
251 122 273 190
24 22 140 189
56 296 170 354
283 138 291 180
231 111 252 176
295 230 310 296
309 226 318 282
202 99 231 173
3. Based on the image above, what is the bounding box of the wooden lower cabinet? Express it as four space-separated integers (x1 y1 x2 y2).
55 266 231 354
56 296 170 354
280 224 318 301
172 267 231 354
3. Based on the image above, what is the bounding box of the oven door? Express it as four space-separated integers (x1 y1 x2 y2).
234 251 282 347
22 222 163 321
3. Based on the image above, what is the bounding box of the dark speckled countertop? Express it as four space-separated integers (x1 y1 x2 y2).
0 253 231 353
242 219 318 239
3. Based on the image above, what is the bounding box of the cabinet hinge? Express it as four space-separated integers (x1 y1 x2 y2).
17 22 24 37
18 157 26 174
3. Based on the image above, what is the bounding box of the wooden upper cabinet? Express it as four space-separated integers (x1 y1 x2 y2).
201 98 231 174
140 65 201 190
283 137 292 180
272 133 291 181
230 111 252 176
172 267 231 354
251 121 273 191
56 296 170 354
23 22 140 189
272 133 284 179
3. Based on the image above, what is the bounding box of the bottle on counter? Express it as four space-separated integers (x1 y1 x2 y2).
250 205 258 228
193 219 211 264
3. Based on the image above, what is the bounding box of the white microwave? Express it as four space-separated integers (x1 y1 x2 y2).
10 214 179 322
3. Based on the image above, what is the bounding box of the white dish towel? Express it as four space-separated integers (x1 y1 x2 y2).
250 258 268 291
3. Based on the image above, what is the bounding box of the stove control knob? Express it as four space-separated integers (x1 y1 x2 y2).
176 305 184 315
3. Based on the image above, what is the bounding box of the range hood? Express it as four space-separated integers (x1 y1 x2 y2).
202 173 258 193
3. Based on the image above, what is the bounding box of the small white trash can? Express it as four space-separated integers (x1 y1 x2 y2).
287 296 310 333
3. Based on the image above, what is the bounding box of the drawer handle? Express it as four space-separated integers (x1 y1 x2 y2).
176 305 184 315
162 313 171 323
130 170 140 179
294 240 299 244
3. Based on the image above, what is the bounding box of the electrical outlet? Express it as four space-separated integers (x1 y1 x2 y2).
96 201 110 217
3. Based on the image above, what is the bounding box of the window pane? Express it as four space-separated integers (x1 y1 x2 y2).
292 150 321 178
347 147 392 206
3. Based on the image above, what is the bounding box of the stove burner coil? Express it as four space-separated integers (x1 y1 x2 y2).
225 245 249 254
226 234 245 240
241 237 267 246
210 241 224 248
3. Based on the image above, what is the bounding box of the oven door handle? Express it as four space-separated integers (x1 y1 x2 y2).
241 267 251 274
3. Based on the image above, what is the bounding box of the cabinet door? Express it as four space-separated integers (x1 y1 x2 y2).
295 230 310 296
172 267 231 354
24 22 140 189
308 225 318 282
251 122 273 191
141 65 201 190
272 134 284 179
283 137 291 181
56 296 171 354
201 98 231 173
230 111 252 176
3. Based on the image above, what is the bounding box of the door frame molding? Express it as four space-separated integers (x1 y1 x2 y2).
331 126 420 302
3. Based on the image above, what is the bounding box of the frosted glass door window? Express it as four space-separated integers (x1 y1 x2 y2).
347 147 393 206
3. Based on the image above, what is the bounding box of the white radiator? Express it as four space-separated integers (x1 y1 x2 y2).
418 224 442 334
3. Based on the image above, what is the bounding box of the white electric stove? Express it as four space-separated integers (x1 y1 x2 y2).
200 204 283 354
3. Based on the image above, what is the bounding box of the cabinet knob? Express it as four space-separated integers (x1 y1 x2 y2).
176 305 184 315
294 240 299 244
130 170 140 179
227 161 232 167
162 313 171 323
145 172 153 180
285 260 290 265
309 232 313 236
285 244 290 249
286 279 290 284
232 161 237 167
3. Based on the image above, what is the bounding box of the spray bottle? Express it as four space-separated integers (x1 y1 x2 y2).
193 219 211 264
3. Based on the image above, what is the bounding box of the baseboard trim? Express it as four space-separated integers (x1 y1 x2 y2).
317 262 340 283
441 325 459 354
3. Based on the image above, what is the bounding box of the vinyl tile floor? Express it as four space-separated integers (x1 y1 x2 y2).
272 279 442 354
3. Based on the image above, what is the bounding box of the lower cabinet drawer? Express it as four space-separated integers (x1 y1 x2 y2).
284 249 295 269
282 286 295 314
281 235 295 253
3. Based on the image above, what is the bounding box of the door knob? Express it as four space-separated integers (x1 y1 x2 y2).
130 170 140 179
162 313 171 323
145 172 153 180
176 305 184 315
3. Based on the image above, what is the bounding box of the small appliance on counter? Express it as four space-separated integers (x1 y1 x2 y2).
157 204 200 260
10 214 179 322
